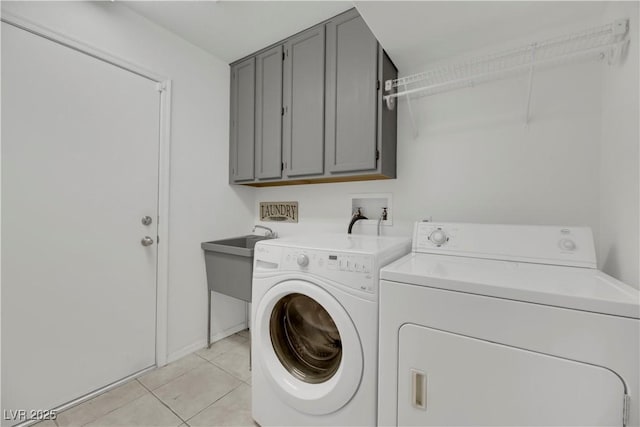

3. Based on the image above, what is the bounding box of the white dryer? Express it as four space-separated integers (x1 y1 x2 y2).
251 234 410 426
379 222 639 426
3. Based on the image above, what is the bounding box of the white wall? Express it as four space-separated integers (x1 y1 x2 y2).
254 12 640 289
2 3 637 379
254 20 605 250
1 1 255 361
599 1 639 288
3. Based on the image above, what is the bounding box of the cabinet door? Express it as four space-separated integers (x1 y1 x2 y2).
325 10 378 174
255 45 283 180
230 57 255 182
397 324 625 426
283 25 325 177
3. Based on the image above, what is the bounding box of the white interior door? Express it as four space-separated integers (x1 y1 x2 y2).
397 324 625 426
1 22 160 421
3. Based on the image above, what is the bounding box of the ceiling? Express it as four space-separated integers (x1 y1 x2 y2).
355 1 608 71
124 1 608 69
123 1 353 64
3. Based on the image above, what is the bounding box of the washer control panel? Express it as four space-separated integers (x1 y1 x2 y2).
296 253 310 267
326 254 372 273
412 222 596 268
281 249 376 293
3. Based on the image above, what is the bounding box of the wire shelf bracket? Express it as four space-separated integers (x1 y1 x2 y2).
384 19 630 128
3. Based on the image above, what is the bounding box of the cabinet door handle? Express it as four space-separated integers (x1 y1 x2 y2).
411 369 427 410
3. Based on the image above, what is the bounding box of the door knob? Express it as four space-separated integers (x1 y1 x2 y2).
141 236 154 247
141 216 153 226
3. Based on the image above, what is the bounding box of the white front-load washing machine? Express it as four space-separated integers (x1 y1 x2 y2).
251 234 411 426
378 222 640 426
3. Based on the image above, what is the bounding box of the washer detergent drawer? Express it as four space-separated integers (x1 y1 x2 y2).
398 324 625 426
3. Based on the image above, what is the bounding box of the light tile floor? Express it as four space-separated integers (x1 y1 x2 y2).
41 330 255 427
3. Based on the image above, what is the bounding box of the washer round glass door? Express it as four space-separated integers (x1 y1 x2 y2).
255 280 363 415
270 293 343 383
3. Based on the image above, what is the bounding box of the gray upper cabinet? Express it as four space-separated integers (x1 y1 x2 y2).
377 49 398 180
325 9 378 174
229 57 255 183
255 45 283 180
228 8 397 186
283 25 326 178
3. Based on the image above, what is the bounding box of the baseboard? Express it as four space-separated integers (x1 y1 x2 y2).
165 321 248 364
210 321 248 343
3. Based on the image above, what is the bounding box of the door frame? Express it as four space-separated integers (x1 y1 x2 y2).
1 11 172 368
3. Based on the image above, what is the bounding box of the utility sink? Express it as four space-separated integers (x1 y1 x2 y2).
201 235 270 257
201 235 273 303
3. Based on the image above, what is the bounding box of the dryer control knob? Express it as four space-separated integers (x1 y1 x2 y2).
297 254 309 267
559 238 576 251
429 229 448 245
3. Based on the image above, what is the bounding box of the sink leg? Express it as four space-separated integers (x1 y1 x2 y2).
207 290 212 349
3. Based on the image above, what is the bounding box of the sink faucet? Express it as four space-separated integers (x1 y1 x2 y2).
377 207 388 236
348 208 368 234
253 225 277 238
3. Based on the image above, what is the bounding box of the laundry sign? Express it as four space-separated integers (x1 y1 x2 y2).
260 201 298 223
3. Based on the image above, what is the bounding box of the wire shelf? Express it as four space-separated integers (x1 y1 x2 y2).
384 19 630 106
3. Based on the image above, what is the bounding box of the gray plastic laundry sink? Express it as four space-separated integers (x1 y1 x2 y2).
201 235 270 257
201 235 273 302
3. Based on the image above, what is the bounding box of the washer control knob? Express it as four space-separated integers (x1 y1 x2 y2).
297 254 309 267
559 239 576 251
429 229 448 245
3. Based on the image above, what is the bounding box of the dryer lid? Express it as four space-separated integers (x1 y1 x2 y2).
381 253 640 319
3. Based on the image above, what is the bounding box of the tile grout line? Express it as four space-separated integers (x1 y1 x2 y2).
203 334 252 383
185 338 251 423
194 352 212 363
204 356 251 384
95 335 248 427
59 349 227 427
140 350 220 395
136 379 188 425
77 389 149 427
138 357 206 395
182 383 244 426
195 341 250 364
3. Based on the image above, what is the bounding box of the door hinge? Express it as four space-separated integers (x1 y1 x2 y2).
376 149 380 161
623 394 630 426
281 107 285 116
157 236 160 244
282 51 285 61
376 80 380 90
281 162 284 171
